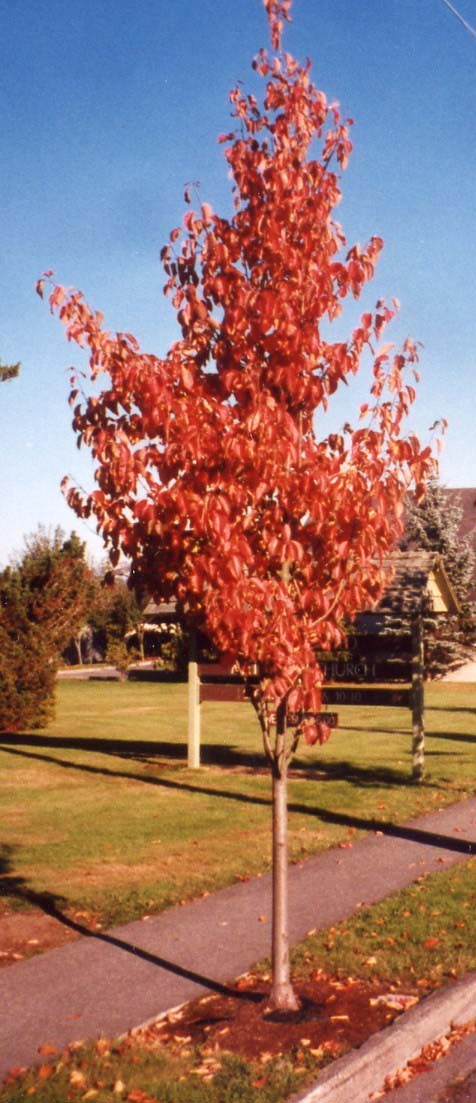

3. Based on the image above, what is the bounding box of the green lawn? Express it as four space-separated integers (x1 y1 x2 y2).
0 680 475 926
290 855 476 991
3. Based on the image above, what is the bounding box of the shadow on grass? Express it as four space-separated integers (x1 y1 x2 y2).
1 743 475 858
1 734 417 790
334 723 476 742
0 844 262 1003
0 732 267 768
427 705 476 714
425 732 476 745
0 730 418 783
333 723 410 736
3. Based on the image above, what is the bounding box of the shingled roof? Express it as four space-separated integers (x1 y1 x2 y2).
142 600 178 622
381 550 458 612
354 549 459 634
141 550 459 641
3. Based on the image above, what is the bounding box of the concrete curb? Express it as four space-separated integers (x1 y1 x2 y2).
292 972 476 1103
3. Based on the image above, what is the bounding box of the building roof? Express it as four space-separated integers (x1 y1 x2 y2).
355 550 460 633
142 551 459 640
143 600 178 622
382 550 458 613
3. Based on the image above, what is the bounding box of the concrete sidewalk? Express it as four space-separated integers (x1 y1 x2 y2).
1 796 476 1084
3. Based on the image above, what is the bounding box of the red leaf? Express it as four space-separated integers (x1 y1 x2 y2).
49 285 66 311
38 1065 54 1080
41 0 436 918
201 202 214 224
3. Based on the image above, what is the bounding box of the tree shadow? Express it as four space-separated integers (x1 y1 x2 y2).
335 723 410 736
1 745 475 857
4 732 468 792
427 706 476 715
0 732 269 770
426 732 476 745
0 732 404 784
334 722 475 743
0 730 442 786
0 844 261 1002
0 731 190 761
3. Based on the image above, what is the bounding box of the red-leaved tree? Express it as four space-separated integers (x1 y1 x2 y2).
39 0 438 1010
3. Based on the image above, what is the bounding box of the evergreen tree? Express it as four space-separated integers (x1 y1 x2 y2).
18 526 95 654
0 567 56 730
0 527 94 730
88 572 143 673
403 481 476 675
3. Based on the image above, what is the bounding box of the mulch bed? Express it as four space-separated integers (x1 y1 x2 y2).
132 969 417 1063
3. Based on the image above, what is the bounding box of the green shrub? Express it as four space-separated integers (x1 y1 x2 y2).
0 527 93 730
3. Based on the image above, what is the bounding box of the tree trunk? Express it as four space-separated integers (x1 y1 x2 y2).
136 624 145 663
269 702 300 1012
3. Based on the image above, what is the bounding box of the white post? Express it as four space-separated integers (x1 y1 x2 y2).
188 629 200 769
411 614 425 782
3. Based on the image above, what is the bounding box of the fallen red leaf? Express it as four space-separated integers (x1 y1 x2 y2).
4 1068 26 1085
38 1064 54 1080
38 1043 56 1056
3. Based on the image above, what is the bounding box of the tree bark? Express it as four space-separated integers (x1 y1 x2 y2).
269 701 300 1012
136 623 145 662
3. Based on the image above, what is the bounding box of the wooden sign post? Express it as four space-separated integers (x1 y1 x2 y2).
187 630 200 769
411 615 425 781
187 630 425 777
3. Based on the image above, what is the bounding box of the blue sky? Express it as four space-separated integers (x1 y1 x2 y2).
1 0 476 566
